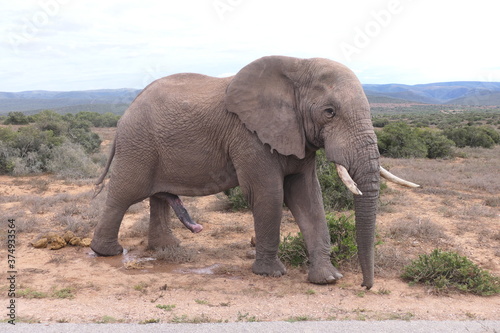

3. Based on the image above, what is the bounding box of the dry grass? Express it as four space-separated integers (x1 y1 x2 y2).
484 197 500 207
153 245 196 263
382 146 500 194
374 246 411 277
210 224 248 239
126 214 149 237
386 215 447 243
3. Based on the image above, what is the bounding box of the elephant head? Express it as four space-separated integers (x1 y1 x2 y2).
226 56 418 288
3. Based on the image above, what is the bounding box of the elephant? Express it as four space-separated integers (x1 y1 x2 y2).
91 56 419 289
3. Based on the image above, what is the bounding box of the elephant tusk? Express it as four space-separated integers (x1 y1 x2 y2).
380 166 421 188
336 164 363 196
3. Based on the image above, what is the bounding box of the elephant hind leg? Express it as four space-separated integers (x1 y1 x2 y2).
147 195 180 250
91 203 127 256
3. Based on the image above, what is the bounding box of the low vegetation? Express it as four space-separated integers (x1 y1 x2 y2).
278 214 357 267
402 249 500 296
0 110 105 178
373 108 500 158
3 110 120 127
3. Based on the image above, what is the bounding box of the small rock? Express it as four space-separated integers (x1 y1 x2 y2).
32 238 48 249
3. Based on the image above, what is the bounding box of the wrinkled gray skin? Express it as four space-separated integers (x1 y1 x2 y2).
91 56 380 288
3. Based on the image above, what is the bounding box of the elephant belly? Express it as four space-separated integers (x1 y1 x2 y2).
154 159 239 197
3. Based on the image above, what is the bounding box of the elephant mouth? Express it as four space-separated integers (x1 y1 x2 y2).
335 164 420 195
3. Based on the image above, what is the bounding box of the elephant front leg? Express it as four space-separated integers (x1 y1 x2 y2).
243 185 287 278
147 195 181 250
284 172 343 284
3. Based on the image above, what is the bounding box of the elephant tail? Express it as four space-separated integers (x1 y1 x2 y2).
93 138 116 198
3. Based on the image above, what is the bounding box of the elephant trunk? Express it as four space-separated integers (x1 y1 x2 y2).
353 191 378 289
326 133 380 289
349 147 380 290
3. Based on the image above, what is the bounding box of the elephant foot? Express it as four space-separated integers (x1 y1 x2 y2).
307 262 343 284
252 257 287 277
147 233 181 250
90 238 123 257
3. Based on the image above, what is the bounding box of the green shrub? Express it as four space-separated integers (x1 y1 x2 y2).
327 213 357 265
33 110 67 136
478 126 500 144
278 232 307 267
224 187 249 211
372 118 389 128
316 150 353 211
443 126 497 148
1 127 63 175
402 249 500 296
13 126 63 155
74 111 120 127
415 128 455 159
67 128 102 154
377 122 428 158
0 110 103 178
0 142 17 174
377 122 457 159
278 214 357 267
4 111 31 125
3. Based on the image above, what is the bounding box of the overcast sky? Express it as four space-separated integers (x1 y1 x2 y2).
1 0 499 92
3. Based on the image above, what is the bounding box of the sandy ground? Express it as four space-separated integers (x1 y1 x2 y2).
1 146 499 324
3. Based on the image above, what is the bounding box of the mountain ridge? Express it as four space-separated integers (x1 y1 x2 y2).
1 82 500 114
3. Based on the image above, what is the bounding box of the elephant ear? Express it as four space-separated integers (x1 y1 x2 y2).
225 56 306 159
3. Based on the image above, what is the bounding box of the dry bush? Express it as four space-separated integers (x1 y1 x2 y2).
374 245 412 277
210 224 248 239
0 194 20 203
13 216 38 233
484 197 500 207
454 204 497 221
386 215 447 242
30 178 50 193
127 214 149 238
126 201 147 215
378 191 412 214
153 245 196 263
46 142 100 180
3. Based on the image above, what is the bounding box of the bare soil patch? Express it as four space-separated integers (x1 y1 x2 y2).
1 142 499 324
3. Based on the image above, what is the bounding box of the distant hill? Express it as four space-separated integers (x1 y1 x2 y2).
363 82 500 105
1 82 500 115
0 89 140 114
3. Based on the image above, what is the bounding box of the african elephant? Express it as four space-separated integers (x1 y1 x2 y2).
91 56 418 288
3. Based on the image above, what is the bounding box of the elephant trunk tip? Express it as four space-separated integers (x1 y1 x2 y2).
361 282 373 290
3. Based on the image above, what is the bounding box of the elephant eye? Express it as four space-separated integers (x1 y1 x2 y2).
324 108 336 118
